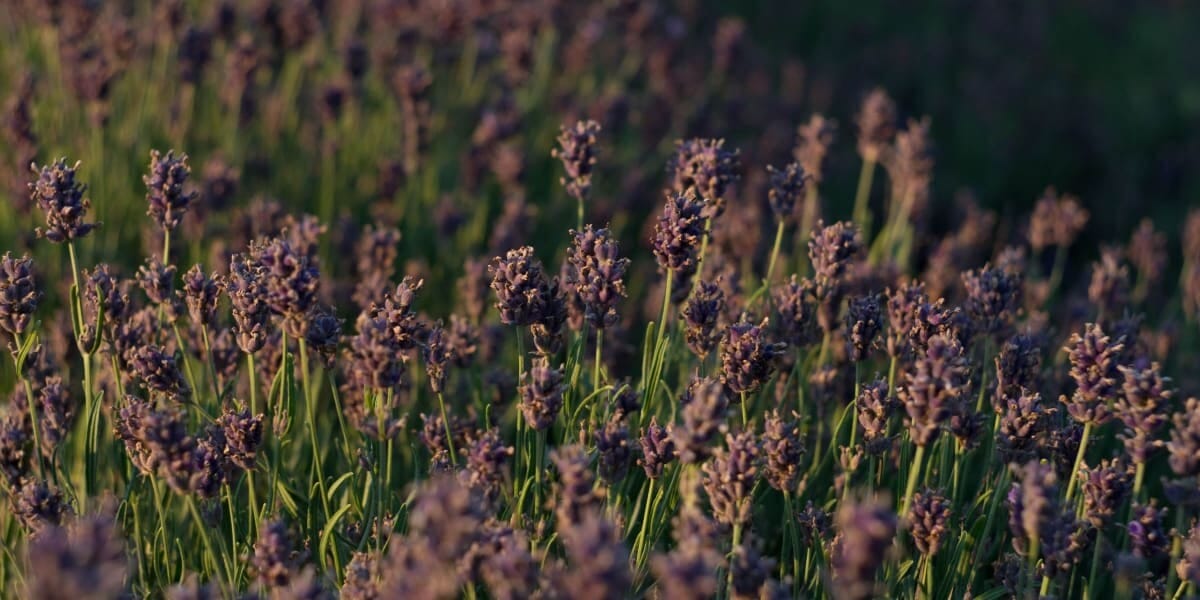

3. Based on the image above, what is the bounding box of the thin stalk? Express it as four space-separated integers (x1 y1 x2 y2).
437 392 458 467
1064 421 1094 503
764 220 786 288
852 158 877 239
902 445 927 515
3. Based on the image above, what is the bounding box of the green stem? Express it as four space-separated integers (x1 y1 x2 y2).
1064 421 1094 503
852 158 877 239
764 220 786 287
437 392 458 467
902 445 927 516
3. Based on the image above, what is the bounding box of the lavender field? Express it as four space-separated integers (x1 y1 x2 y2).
2 1 1200 599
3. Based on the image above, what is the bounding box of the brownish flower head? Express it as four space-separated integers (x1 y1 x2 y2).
1028 187 1089 251
855 87 897 161
793 114 837 183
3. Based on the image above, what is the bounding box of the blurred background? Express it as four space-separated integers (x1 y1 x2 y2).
1 0 1198 289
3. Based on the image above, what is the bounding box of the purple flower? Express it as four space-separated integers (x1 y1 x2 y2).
30 158 99 242
129 344 191 400
830 496 896 600
464 428 513 503
519 357 564 431
227 253 271 353
961 263 1021 339
855 88 896 161
638 417 675 480
25 512 127 599
180 264 219 327
909 489 952 556
772 275 818 348
1028 187 1088 251
424 323 453 394
1088 247 1130 317
720 317 786 395
0 252 41 337
250 236 320 338
899 334 970 447
564 225 629 330
668 138 741 219
251 519 306 589
489 247 552 327
551 444 603 526
554 510 631 600
766 162 807 221
794 114 837 184
1116 361 1172 465
553 120 601 201
701 430 760 527
1080 458 1132 528
652 189 707 279
1063 323 1125 425
144 149 197 231
761 409 804 493
673 377 730 464
1168 397 1200 477
595 414 632 484
845 293 882 362
682 279 725 358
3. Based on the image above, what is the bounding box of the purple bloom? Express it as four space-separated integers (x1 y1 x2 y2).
0 253 40 337
855 87 897 161
553 120 601 201
673 377 730 464
652 189 707 279
638 417 675 480
180 264 219 327
488 247 552 327
668 138 741 219
766 162 807 221
30 158 99 242
830 496 896 600
701 430 760 527
899 334 970 447
1063 323 1125 425
564 225 629 330
909 489 952 556
845 293 882 362
682 279 725 358
720 317 786 395
25 512 127 599
144 149 198 231
761 409 804 493
519 357 564 431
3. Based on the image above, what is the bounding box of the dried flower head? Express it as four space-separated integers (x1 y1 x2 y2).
144 149 197 231
30 158 99 242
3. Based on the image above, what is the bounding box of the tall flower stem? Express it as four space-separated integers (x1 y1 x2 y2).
1064 421 1093 503
437 392 457 467
764 220 786 289
298 339 332 523
852 158 877 239
902 444 926 515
